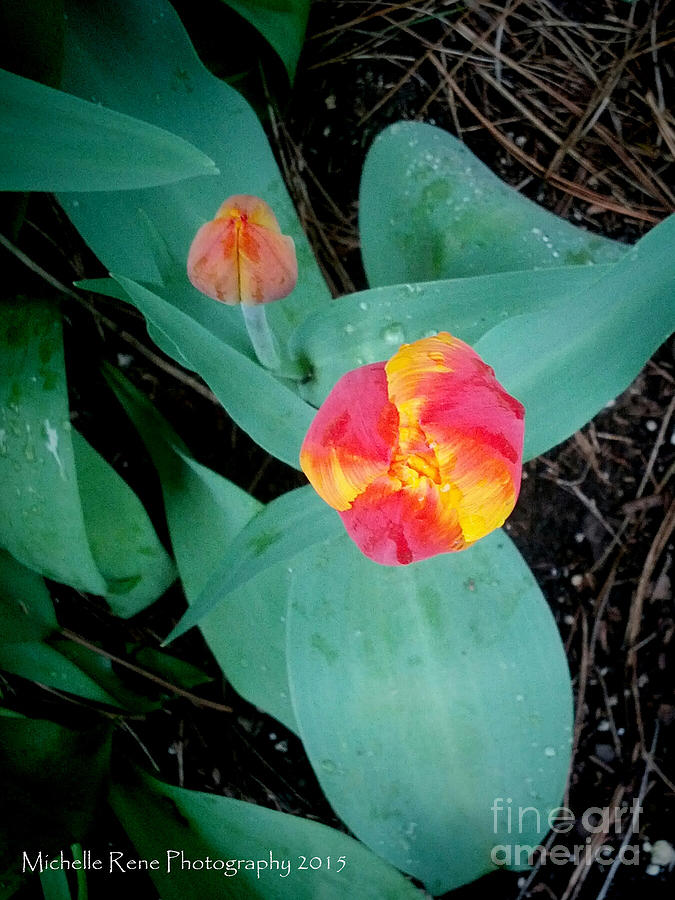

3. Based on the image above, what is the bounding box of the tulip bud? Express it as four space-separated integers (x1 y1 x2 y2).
187 194 297 305
300 333 525 566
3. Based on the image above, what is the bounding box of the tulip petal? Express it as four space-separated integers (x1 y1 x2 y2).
385 332 524 546
433 434 518 543
238 225 298 306
340 475 464 565
302 332 524 565
300 364 399 511
186 218 239 304
187 194 298 305
215 194 282 232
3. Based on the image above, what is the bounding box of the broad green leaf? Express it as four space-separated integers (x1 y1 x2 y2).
0 67 217 191
290 263 614 407
286 530 573 895
0 298 105 594
476 213 675 460
0 550 56 638
57 0 329 353
40 866 72 900
0 551 162 710
71 429 176 613
221 0 311 80
0 298 175 614
131 646 211 692
359 121 624 287
111 767 422 899
113 276 314 468
165 486 339 644
49 637 167 713
0 717 112 888
107 368 303 730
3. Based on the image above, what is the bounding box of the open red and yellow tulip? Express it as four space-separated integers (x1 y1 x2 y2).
187 194 297 305
300 333 525 565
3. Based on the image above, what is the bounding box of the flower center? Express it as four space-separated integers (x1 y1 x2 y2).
390 421 441 489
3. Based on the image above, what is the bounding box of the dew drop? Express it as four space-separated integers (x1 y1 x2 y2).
343 323 355 334
320 759 337 774
544 746 556 757
381 322 405 344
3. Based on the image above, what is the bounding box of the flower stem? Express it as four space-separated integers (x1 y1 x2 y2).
241 304 281 370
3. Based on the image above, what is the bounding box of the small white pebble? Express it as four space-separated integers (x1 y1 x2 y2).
571 573 584 588
574 531 585 543
650 839 675 867
646 420 658 432
563 614 575 625
646 863 660 876
598 720 611 732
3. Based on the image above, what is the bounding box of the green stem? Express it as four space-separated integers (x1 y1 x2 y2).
241 303 281 370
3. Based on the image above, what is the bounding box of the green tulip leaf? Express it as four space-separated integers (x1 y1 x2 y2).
0 551 167 710
111 767 422 899
286 530 573 895
40 866 73 900
220 0 311 81
71 428 176 611
359 121 624 286
476 212 675 460
165 486 339 645
290 263 614 407
130 647 211 692
113 276 314 468
0 716 112 889
57 0 329 356
0 551 118 704
0 298 175 614
0 67 217 192
107 369 298 731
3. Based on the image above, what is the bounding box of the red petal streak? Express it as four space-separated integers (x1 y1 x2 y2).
300 364 398 511
215 194 282 232
187 219 239 304
238 225 297 305
340 475 464 565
